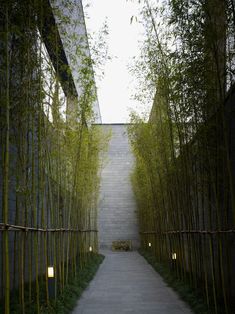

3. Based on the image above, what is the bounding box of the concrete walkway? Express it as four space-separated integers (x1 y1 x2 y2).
72 251 192 314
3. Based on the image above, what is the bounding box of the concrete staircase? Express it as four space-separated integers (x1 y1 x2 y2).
98 124 140 249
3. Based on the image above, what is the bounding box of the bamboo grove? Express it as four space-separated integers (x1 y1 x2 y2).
129 1 235 313
0 1 106 313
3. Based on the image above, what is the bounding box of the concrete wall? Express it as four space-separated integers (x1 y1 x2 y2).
50 0 101 123
98 124 140 249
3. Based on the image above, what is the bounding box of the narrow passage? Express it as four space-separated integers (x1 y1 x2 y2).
72 251 192 314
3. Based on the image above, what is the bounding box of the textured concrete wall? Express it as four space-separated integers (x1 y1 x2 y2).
98 124 140 249
51 0 101 123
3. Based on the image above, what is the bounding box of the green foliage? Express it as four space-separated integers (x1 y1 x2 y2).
140 250 212 314
129 1 235 313
0 1 109 313
0 253 105 314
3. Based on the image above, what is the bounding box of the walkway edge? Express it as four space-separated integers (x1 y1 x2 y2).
139 249 208 314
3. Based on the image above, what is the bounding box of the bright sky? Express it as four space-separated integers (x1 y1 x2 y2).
84 0 145 123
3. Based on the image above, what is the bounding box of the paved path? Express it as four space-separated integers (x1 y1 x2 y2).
72 251 192 314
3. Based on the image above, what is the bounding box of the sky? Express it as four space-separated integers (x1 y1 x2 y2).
83 0 145 123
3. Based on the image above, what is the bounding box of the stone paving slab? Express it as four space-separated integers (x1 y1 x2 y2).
72 251 192 314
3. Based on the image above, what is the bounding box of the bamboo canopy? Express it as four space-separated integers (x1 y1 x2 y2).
128 1 235 313
0 1 107 313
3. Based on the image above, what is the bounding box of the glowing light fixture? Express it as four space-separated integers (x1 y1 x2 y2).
148 242 152 247
89 246 93 252
48 266 54 278
172 253 177 260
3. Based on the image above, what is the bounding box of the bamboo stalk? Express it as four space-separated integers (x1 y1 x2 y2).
2 5 10 313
